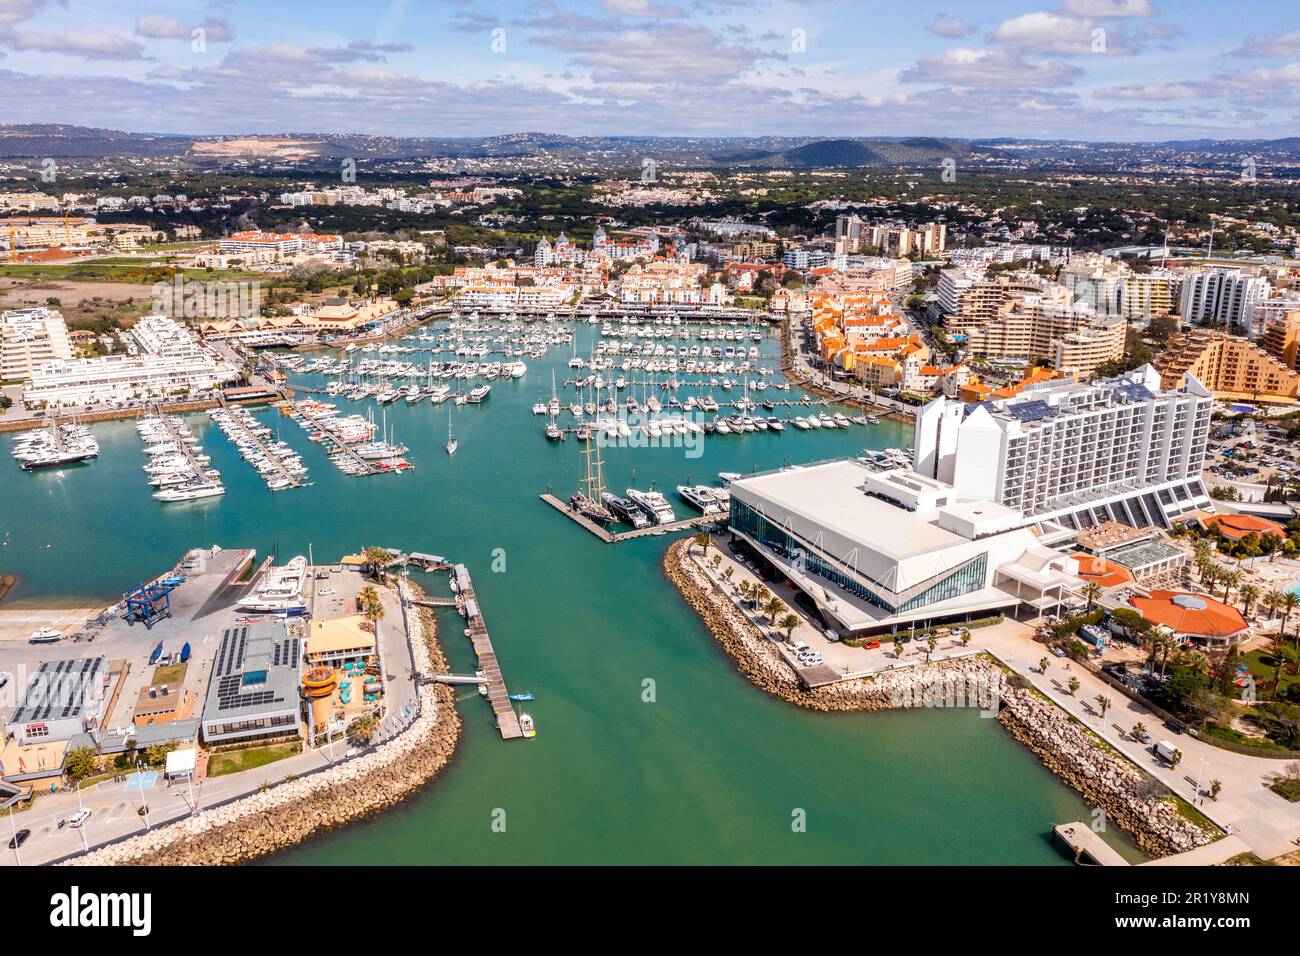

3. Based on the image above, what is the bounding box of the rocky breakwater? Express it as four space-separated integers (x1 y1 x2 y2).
664 538 1002 712
65 581 461 866
998 688 1219 857
666 538 1223 858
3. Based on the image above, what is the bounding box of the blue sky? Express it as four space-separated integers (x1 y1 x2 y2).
1 0 1298 140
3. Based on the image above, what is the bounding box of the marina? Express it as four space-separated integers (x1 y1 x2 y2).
447 564 524 740
0 315 1138 867
208 405 307 491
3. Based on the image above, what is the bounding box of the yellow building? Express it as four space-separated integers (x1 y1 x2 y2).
1262 309 1300 371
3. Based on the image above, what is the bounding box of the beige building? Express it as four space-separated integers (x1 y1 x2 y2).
963 296 1126 379
1 307 73 381
1262 308 1300 371
1154 329 1299 402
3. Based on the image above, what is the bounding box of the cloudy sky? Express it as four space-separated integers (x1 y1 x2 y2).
2 0 1298 140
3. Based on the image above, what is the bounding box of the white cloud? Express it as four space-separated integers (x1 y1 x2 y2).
1231 31 1300 58
1059 0 1153 17
135 15 233 43
7 28 145 60
989 12 1126 55
899 47 1081 87
928 15 975 39
599 0 688 18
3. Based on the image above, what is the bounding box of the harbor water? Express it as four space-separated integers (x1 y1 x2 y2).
0 321 1145 864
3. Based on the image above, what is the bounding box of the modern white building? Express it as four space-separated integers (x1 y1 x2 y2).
1178 267 1270 327
23 315 237 407
728 463 1079 635
1 307 74 381
913 365 1213 531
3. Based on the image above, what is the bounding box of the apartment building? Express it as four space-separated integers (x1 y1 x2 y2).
1153 329 1299 402
836 217 946 257
1177 267 1270 327
914 365 1214 531
1 307 74 381
1261 307 1300 370
939 272 1049 334
1121 269 1180 321
218 231 344 257
962 296 1126 379
23 315 237 406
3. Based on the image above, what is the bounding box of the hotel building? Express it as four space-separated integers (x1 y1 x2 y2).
1 307 74 381
729 463 1079 635
200 621 303 745
913 365 1214 531
23 315 238 407
1178 267 1270 327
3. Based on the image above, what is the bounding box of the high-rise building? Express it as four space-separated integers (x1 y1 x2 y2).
913 365 1213 530
1177 267 1270 327
1261 307 1300 371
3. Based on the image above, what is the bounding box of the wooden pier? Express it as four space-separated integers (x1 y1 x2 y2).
540 493 723 543
450 564 524 740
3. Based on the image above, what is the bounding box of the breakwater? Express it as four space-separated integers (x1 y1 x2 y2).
64 582 461 866
664 538 1221 858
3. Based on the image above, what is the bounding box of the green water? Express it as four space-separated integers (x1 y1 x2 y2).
0 322 1144 864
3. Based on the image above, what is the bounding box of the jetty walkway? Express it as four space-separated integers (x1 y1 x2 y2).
450 565 523 740
539 493 722 543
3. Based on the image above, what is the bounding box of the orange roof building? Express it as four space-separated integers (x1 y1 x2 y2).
1129 590 1248 646
1202 513 1287 542
1071 554 1135 589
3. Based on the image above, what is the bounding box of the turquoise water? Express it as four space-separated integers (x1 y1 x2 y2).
0 322 1145 864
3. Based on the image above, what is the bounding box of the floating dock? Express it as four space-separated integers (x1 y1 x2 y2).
539 493 722 543
450 564 523 740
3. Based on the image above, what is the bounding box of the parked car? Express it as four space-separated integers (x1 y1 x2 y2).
69 809 91 828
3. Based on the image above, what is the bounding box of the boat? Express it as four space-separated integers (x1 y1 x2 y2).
238 555 308 612
445 407 458 455
508 692 536 702
153 482 225 502
519 712 537 739
626 487 675 525
29 627 61 644
602 491 650 528
677 484 724 514
717 471 741 486
466 384 491 403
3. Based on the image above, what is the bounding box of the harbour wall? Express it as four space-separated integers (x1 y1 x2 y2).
663 538 1220 857
62 580 461 866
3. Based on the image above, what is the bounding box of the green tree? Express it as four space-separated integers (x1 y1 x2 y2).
763 596 787 624
64 746 99 781
693 531 710 556
1039 655 1049 673
348 713 378 745
778 613 801 641
1067 676 1080 696
362 546 395 579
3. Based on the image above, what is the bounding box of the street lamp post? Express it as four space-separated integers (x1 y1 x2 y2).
74 779 89 852
6 807 21 866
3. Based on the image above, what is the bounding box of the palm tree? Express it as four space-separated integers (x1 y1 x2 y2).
1281 592 1299 643
358 585 385 639
1272 644 1299 689
893 635 905 660
1220 569 1241 605
1264 588 1286 620
763 596 787 624
926 634 938 661
1067 676 1080 696
737 580 752 603
693 531 710 556
1131 720 1147 742
1238 583 1260 618
1095 694 1111 720
778 613 801 641
1039 655 1049 674
348 713 378 745
1209 779 1222 801
1081 581 1102 611
722 565 734 584
362 546 395 580
711 553 722 570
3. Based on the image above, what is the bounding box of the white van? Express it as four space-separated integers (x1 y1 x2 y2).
1153 740 1179 764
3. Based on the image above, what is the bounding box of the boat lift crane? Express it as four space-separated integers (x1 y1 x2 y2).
123 580 178 629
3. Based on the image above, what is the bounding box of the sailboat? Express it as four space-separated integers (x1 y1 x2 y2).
569 415 614 525
445 407 458 456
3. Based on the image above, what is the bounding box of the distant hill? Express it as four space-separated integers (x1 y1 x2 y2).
0 124 195 157
736 137 991 169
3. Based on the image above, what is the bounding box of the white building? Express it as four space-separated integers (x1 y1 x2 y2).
1 307 74 381
5 657 108 746
729 463 1079 635
1178 267 1270 327
23 315 237 407
913 365 1213 531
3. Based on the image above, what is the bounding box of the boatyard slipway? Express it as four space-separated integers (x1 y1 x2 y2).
2 317 1144 865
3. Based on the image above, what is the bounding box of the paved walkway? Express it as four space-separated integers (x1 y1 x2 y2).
976 621 1300 860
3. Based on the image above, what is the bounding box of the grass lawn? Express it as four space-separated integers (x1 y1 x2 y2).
207 741 301 778
1242 647 1300 694
152 662 187 685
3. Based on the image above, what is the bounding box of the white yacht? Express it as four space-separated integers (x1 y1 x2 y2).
626 487 675 525
153 482 225 502
238 556 308 612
